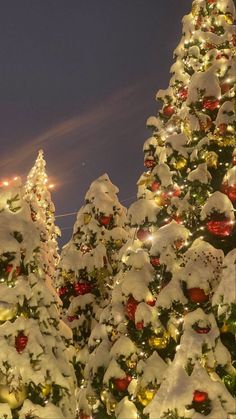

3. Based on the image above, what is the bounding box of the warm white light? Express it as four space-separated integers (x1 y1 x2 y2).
49 184 55 189
3 181 9 186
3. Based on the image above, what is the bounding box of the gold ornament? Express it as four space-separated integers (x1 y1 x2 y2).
114 239 123 249
126 359 137 369
137 387 156 407
203 151 218 168
100 389 117 413
154 195 164 207
220 323 229 333
148 331 170 350
174 157 187 170
41 383 52 397
83 213 92 225
0 385 27 409
0 303 17 322
223 13 233 24
87 393 98 406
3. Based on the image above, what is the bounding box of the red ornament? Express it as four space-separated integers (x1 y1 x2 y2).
137 228 150 242
144 159 155 169
221 83 230 94
233 156 236 166
227 185 236 203
74 282 92 295
216 53 229 60
195 326 211 334
67 315 78 322
5 264 21 275
174 239 184 250
217 123 228 135
125 296 139 322
206 218 233 237
135 321 144 330
15 332 28 353
151 181 160 192
193 390 208 403
150 256 160 267
147 299 156 307
203 97 219 111
113 375 132 392
79 413 90 419
168 214 181 224
187 288 209 303
178 86 188 100
58 286 68 297
163 105 175 117
99 215 112 226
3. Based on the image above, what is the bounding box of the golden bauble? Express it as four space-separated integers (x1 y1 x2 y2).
223 13 233 24
204 151 218 168
174 157 187 170
41 383 52 397
220 323 229 333
0 302 17 321
83 213 92 225
126 359 137 369
154 195 164 207
148 331 170 349
114 239 123 249
191 1 199 17
0 385 27 409
87 393 98 406
137 387 156 407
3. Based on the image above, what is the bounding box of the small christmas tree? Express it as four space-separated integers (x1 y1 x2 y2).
0 179 76 418
24 150 60 282
56 174 128 391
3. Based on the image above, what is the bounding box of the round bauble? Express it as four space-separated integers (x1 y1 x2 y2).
206 218 234 237
15 332 28 353
148 330 170 350
125 295 139 322
187 288 209 303
144 159 156 169
203 97 219 111
0 385 27 409
137 228 151 242
113 375 132 392
174 157 187 171
163 105 175 117
74 282 92 295
137 387 156 406
99 215 112 226
193 390 208 403
0 301 17 322
83 213 92 225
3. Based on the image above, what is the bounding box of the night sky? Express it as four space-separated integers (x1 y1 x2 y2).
0 0 190 245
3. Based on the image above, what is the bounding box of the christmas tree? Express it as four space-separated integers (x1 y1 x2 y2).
24 149 60 282
0 179 76 418
56 174 128 391
80 0 236 417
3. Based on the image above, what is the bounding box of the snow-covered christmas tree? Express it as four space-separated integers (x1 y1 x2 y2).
79 0 236 417
24 150 60 282
56 174 128 391
0 179 76 418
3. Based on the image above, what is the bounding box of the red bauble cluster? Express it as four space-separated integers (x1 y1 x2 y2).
178 86 188 100
113 375 132 391
58 286 68 297
74 282 93 295
125 295 139 322
147 299 156 307
15 332 28 353
162 105 175 117
193 390 209 403
144 159 156 169
187 288 209 303
137 228 151 242
150 256 160 267
99 215 112 226
79 412 90 419
206 218 233 237
202 96 219 111
216 53 229 60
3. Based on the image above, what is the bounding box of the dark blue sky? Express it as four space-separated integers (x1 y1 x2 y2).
0 0 190 244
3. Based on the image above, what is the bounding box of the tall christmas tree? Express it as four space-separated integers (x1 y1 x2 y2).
56 174 128 390
0 179 76 418
24 150 60 282
81 0 236 417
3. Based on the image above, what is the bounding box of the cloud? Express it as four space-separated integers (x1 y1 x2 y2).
0 82 144 177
